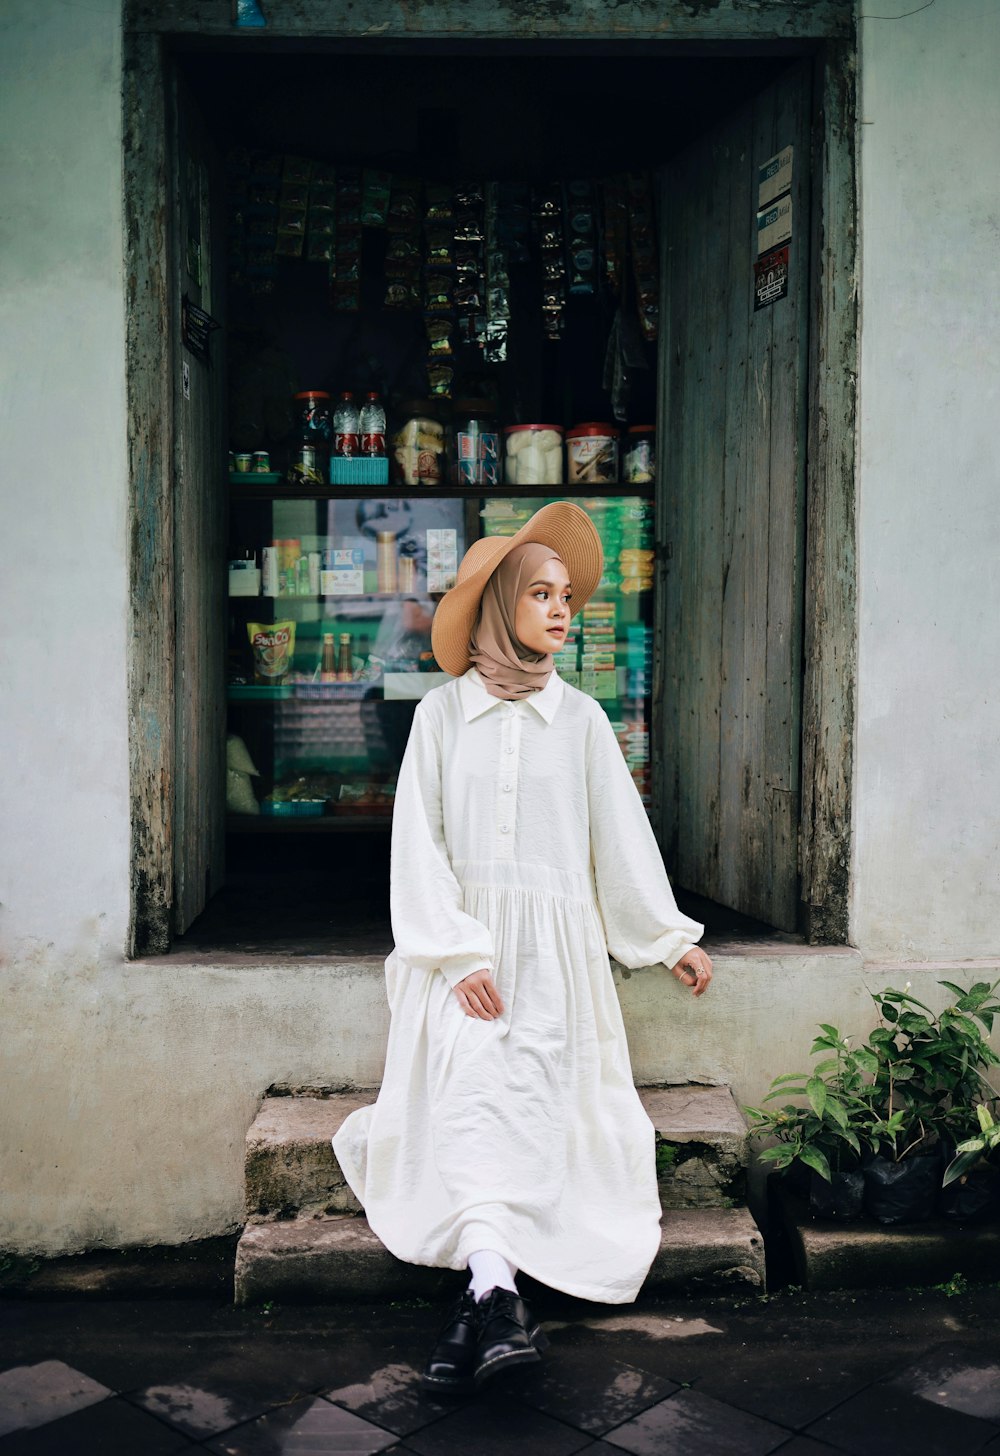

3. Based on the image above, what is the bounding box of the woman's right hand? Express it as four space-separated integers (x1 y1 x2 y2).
454 969 504 1020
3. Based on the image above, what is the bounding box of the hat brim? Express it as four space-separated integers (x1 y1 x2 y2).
430 500 604 677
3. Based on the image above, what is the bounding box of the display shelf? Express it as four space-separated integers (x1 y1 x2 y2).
227 593 451 606
227 813 391 833
229 481 654 502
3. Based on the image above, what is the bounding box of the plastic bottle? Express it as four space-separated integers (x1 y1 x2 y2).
333 391 360 457
359 392 387 457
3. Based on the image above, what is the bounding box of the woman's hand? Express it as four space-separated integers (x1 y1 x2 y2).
671 946 713 997
454 969 505 1020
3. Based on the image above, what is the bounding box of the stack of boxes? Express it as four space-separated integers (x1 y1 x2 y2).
624 623 652 700
580 599 617 700
558 619 582 688
611 717 652 807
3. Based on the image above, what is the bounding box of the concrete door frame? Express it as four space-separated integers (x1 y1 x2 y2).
123 2 857 955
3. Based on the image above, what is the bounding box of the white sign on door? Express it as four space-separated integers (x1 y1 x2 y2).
758 145 793 209
756 195 793 257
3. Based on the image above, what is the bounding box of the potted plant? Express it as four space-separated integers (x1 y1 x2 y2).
861 981 1000 1225
940 1102 1000 1223
745 1025 876 1222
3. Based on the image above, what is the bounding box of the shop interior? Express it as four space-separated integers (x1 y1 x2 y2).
172 44 802 954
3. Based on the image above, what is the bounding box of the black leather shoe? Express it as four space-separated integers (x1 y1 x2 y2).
421 1288 480 1396
473 1287 549 1388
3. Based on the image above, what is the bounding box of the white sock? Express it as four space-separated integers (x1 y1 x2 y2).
468 1249 518 1302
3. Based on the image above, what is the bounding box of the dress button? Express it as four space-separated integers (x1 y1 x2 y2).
500 825 510 834
503 784 512 792
505 746 514 754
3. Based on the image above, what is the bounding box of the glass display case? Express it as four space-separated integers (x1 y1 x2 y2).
226 482 654 832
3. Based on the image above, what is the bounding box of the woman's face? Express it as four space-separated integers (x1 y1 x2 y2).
513 557 572 655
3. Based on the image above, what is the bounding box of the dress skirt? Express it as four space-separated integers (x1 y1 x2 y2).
333 861 663 1304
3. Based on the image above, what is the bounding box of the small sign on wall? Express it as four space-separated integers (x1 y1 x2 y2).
758 146 793 210
756 195 792 257
754 245 790 311
182 294 221 362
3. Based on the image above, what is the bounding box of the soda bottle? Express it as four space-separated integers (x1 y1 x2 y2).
333 391 360 457
359 392 386 456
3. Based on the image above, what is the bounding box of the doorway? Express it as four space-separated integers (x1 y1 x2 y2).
124 31 857 956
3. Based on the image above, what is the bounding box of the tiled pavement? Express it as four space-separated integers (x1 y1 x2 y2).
2 1287 1000 1454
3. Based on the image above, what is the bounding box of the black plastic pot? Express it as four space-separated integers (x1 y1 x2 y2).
810 1169 865 1221
863 1150 942 1225
938 1165 1000 1224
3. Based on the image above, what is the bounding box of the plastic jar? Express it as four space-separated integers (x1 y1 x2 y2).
453 399 501 487
504 425 563 487
623 425 656 484
295 389 332 433
391 400 448 487
566 423 619 485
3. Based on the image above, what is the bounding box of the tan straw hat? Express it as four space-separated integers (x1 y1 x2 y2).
431 500 604 677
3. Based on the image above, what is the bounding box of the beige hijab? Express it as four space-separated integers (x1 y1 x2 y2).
468 541 566 700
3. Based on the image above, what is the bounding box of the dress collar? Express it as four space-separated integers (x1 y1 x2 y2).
459 666 565 725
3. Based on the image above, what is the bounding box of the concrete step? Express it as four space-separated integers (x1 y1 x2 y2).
775 1184 1000 1291
244 1084 749 1219
234 1206 765 1305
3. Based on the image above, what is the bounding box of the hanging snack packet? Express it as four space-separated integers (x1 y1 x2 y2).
424 183 453 221
566 179 596 294
424 273 454 312
602 176 628 296
248 621 296 685
388 177 421 229
361 169 392 227
426 317 454 355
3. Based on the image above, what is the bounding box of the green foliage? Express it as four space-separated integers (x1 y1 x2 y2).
744 1026 873 1183
931 1272 969 1298
943 1103 1000 1187
746 980 1000 1181
867 981 1000 1161
655 1141 679 1175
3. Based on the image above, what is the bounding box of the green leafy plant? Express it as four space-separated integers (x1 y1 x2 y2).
943 1104 1000 1187
931 1272 969 1298
744 1025 877 1183
866 981 1000 1161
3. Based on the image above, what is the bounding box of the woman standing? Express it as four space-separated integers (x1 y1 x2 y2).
333 501 712 1396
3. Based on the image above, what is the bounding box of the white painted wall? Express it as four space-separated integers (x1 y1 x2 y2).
0 0 130 962
2 0 999 1260
852 0 1000 958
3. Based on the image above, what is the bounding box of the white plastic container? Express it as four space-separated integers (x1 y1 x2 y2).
504 424 564 486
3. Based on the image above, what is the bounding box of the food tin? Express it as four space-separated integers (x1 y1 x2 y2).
252 450 271 473
623 425 655 484
565 423 619 484
234 452 253 473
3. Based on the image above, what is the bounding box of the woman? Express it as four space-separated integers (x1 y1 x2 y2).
333 501 712 1396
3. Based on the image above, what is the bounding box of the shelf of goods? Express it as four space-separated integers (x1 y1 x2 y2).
225 489 655 832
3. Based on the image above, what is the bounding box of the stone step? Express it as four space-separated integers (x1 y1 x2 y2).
234 1206 764 1306
774 1184 1000 1291
244 1084 749 1219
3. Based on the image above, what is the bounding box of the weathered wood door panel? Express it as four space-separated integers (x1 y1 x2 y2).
169 75 226 933
658 62 811 931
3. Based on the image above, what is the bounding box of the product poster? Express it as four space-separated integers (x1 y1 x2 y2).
754 245 790 311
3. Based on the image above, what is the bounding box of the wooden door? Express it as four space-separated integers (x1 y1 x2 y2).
657 62 812 931
169 75 227 934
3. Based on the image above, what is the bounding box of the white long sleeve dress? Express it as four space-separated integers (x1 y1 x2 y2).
332 665 704 1304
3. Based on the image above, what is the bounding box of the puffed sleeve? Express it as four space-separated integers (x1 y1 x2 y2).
586 706 704 971
389 699 495 989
